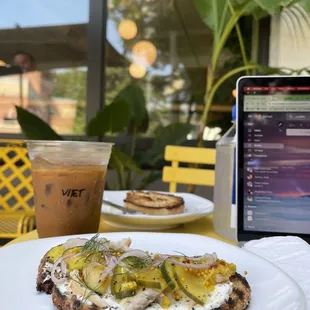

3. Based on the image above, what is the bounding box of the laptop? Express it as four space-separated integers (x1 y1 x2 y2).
236 76 310 246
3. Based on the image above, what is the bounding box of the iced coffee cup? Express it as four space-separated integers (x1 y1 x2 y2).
26 140 113 238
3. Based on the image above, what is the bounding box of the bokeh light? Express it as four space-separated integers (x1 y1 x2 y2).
129 63 147 79
118 20 138 40
132 40 157 66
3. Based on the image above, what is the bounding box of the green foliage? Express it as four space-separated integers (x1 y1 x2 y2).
193 0 231 45
109 147 142 189
51 67 131 136
51 68 87 135
299 0 310 11
193 0 310 142
86 84 149 137
138 171 163 190
16 106 62 140
110 147 142 174
144 123 194 166
87 98 131 135
52 68 86 102
115 84 148 127
16 83 192 190
105 67 131 106
73 103 86 135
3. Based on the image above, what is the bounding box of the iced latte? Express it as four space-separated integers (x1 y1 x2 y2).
26 141 113 238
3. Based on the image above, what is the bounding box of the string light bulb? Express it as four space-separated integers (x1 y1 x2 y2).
132 40 157 66
118 20 137 40
129 63 147 79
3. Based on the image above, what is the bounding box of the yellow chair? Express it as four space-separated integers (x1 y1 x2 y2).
162 145 216 192
0 139 35 240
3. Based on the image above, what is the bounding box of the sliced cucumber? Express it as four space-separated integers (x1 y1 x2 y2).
83 263 109 295
46 244 66 263
173 266 209 306
111 266 136 299
160 261 177 290
66 248 106 270
135 268 167 290
63 246 82 256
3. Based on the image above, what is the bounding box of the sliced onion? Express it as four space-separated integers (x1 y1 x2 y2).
152 258 166 267
212 252 217 261
60 259 68 275
97 238 110 251
63 238 88 249
69 277 108 308
118 249 149 261
51 254 74 284
188 252 216 262
98 249 149 283
105 254 118 266
83 262 105 285
158 252 216 262
99 256 119 281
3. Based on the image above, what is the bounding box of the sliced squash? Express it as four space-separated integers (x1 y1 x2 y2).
82 263 109 295
160 261 177 290
135 267 167 290
46 244 66 263
66 249 105 270
173 265 211 306
63 246 82 256
111 266 136 299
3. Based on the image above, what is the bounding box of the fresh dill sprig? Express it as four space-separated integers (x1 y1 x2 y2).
82 234 110 256
69 273 90 290
69 274 97 308
123 255 152 270
81 289 97 307
173 250 188 257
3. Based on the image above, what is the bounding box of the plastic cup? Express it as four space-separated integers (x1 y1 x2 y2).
26 140 113 238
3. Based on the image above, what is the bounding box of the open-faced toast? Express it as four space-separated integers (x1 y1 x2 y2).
124 191 185 215
37 234 251 310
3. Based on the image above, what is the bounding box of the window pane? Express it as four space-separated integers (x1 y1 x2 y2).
106 0 243 139
0 0 89 135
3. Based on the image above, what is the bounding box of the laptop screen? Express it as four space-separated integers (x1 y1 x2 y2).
238 77 310 242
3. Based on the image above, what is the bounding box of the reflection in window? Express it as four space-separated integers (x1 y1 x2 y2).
107 0 245 139
0 0 89 134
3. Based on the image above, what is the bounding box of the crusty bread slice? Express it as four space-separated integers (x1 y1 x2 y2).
217 273 251 310
36 254 54 294
124 201 184 215
52 285 101 310
124 191 184 215
51 273 250 310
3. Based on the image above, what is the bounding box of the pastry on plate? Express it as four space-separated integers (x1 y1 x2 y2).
124 191 185 215
37 234 251 310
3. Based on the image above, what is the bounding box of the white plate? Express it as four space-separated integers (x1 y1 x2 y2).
0 232 306 309
101 190 213 230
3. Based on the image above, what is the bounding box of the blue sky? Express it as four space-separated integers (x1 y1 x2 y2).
0 0 88 29
0 1 170 76
0 1 123 53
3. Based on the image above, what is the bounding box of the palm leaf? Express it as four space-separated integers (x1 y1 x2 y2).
16 106 62 140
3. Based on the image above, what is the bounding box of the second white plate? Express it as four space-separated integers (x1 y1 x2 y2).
101 190 213 230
